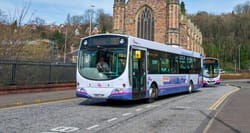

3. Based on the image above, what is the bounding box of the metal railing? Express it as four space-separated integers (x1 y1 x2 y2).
0 60 76 85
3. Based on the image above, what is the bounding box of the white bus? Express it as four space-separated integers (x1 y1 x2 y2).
203 57 221 86
76 34 203 102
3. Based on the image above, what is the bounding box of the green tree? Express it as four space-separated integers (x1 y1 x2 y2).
48 30 65 53
180 2 186 15
96 9 113 33
188 1 250 71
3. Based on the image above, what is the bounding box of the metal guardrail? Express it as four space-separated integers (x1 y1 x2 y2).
0 60 76 85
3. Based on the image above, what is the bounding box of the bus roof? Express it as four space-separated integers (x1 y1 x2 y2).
80 34 202 58
128 35 202 58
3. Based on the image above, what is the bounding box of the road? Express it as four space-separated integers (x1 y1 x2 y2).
0 83 241 133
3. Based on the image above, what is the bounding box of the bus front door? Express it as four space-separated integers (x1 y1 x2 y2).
131 48 147 100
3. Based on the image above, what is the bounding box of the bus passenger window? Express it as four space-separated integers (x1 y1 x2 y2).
160 57 170 74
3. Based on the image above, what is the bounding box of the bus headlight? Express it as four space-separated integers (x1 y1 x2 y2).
77 88 86 93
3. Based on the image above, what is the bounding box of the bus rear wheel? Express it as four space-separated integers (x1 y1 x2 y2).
147 84 158 103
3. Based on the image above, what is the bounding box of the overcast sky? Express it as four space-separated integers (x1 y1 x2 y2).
0 0 248 24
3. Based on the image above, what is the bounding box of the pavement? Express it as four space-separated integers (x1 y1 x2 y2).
205 80 250 133
0 89 77 108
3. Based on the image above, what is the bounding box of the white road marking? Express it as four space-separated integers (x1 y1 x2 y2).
136 108 143 112
146 105 152 108
86 125 99 130
122 113 132 116
152 104 160 107
40 132 58 133
50 126 79 132
41 132 58 133
107 117 118 122
175 106 191 109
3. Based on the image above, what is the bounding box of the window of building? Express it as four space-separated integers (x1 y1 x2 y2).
137 6 154 41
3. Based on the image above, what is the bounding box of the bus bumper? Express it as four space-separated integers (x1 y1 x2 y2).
203 79 221 86
76 91 91 98
215 79 221 84
76 88 133 100
108 92 132 100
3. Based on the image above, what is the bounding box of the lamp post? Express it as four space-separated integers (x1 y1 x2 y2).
64 26 67 63
234 59 236 73
89 5 95 36
238 45 241 72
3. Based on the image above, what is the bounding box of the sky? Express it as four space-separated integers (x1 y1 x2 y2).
0 0 248 25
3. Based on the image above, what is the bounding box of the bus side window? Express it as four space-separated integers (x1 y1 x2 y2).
151 59 159 73
160 58 170 74
148 50 160 74
170 54 179 74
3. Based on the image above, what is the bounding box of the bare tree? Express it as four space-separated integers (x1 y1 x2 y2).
0 9 7 23
234 1 250 14
0 1 34 60
30 17 45 25
16 0 32 26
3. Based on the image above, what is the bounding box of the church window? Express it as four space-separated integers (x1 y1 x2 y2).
137 6 154 41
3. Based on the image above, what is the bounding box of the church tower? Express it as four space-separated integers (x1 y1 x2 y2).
112 0 204 55
113 0 125 33
166 0 180 45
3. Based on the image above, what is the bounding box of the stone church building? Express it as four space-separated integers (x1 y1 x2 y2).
113 0 204 55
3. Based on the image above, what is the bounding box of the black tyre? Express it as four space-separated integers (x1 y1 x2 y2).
147 83 158 103
188 81 194 93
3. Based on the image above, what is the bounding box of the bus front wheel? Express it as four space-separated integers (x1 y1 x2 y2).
147 83 158 103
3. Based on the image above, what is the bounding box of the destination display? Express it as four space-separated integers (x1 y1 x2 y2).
82 35 127 48
204 59 218 64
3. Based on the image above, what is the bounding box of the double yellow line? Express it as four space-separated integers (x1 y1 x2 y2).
209 86 240 111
